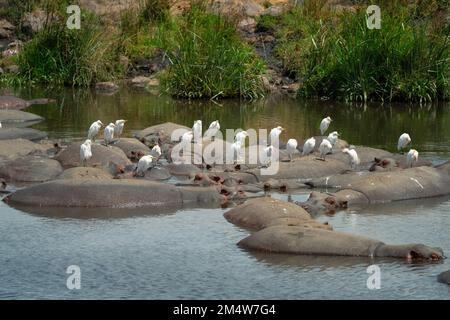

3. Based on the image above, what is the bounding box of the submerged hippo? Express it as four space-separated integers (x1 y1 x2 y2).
0 155 63 182
0 138 53 161
300 161 450 215
228 198 443 261
0 127 47 141
0 95 55 110
3 179 226 209
0 110 44 127
437 270 450 285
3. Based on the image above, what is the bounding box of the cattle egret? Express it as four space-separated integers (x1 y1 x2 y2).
286 138 298 161
0 121 2 128
320 117 332 135
235 131 249 145
342 148 360 170
192 120 202 143
87 120 103 141
261 145 274 167
150 144 162 162
327 131 339 147
80 139 92 167
104 123 116 146
205 120 220 140
136 155 154 176
231 140 243 164
302 137 316 156
398 133 411 151
318 139 332 160
269 126 284 146
406 149 419 168
114 119 126 139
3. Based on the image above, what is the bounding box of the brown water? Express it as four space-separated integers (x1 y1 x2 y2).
1 86 450 299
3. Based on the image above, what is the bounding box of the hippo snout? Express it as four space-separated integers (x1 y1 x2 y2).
408 244 444 261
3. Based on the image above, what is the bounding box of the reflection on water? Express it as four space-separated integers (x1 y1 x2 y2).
1 87 450 299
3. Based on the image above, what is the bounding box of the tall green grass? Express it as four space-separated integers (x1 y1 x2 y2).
15 9 120 86
273 0 450 102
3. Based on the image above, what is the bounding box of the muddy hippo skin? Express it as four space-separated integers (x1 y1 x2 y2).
0 127 47 141
0 95 55 110
57 167 113 180
224 197 331 231
437 270 450 285
0 139 54 161
112 138 151 160
0 155 63 182
300 161 450 215
3 179 226 209
134 122 189 147
238 225 443 261
55 142 131 168
0 110 44 127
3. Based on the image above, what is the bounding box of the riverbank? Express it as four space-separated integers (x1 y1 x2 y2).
0 0 449 102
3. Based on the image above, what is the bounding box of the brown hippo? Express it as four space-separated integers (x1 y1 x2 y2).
0 138 53 161
0 155 63 182
134 122 189 147
112 138 150 160
0 109 44 127
0 95 55 110
55 142 131 169
3 179 226 209
57 167 113 180
300 161 450 215
0 127 47 141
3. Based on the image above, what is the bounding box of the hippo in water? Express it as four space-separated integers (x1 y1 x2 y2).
227 198 443 261
299 161 450 215
0 95 55 110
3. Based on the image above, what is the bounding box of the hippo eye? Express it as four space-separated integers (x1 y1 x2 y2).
325 197 336 205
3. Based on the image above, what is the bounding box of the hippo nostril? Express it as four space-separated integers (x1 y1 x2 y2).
206 164 212 170
234 164 241 171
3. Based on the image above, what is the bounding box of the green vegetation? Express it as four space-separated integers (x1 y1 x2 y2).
269 0 450 102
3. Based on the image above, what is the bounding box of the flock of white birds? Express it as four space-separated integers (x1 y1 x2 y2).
78 116 419 175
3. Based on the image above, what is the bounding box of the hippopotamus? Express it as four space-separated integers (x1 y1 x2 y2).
227 198 443 261
370 156 432 171
0 155 63 182
0 138 53 161
55 142 131 169
134 122 189 147
57 167 113 180
300 161 450 215
0 95 55 110
112 138 150 160
0 127 47 141
437 270 450 285
3 179 226 209
238 225 443 261
0 109 44 127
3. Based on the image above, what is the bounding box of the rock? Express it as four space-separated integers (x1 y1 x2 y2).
0 138 52 161
57 167 113 180
437 270 450 285
0 19 14 39
21 9 46 35
263 5 284 17
95 82 119 93
238 17 256 32
4 64 19 74
244 1 265 17
55 142 132 169
0 67 3 74
0 155 63 182
0 127 47 141
130 76 152 88
0 95 54 110
112 138 151 160
119 55 130 71
0 110 44 126
147 77 160 87
224 197 312 230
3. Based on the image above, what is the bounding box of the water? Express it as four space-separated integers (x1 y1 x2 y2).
1 86 450 299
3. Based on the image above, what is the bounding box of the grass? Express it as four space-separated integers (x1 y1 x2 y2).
270 0 450 102
5 5 121 87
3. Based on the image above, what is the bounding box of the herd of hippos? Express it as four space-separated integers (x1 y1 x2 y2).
1 94 450 286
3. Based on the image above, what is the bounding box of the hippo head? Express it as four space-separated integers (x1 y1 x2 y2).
297 191 348 216
369 157 398 172
407 244 444 261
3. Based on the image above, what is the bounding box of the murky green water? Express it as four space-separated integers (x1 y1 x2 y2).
1 86 450 299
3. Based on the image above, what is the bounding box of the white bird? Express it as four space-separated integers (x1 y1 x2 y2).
80 139 92 167
286 138 298 161
342 148 360 170
261 145 274 167
0 121 2 128
398 133 411 151
181 131 194 146
406 149 419 168
150 144 162 162
87 120 103 141
269 126 284 146
192 120 202 143
136 155 154 176
302 137 316 156
205 120 220 140
318 139 333 160
327 131 339 147
235 131 248 145
104 123 116 146
320 116 332 135
114 119 126 139
230 140 243 164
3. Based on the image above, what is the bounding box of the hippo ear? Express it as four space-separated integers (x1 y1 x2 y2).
374 157 381 163
338 200 348 208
